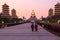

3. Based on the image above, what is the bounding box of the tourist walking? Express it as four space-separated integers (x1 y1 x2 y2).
35 23 38 31
31 23 34 31
31 22 38 32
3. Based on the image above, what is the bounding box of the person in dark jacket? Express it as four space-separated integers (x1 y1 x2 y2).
35 23 38 31
31 23 34 31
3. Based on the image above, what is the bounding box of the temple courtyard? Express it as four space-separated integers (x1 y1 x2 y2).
0 23 60 40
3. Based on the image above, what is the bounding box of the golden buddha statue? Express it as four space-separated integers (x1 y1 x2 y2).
31 10 35 16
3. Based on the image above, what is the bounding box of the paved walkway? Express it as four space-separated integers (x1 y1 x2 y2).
0 23 60 40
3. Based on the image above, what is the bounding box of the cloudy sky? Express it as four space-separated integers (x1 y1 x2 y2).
0 0 60 19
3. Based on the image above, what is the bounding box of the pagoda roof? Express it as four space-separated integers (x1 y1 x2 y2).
2 3 9 7
55 2 60 6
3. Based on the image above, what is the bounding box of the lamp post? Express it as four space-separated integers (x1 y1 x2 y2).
2 21 4 28
14 21 16 23
2 21 4 24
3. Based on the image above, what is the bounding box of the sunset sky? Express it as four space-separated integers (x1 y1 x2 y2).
0 0 60 19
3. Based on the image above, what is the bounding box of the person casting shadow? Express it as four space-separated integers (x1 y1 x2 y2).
31 23 34 31
31 22 38 32
35 23 38 31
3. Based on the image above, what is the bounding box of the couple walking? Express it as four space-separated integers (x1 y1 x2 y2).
31 22 38 32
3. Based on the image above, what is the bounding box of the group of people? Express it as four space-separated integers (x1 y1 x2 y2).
31 22 38 32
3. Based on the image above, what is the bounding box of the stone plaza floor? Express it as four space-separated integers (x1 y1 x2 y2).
0 23 60 40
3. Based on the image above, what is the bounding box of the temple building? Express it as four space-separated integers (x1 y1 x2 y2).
53 2 60 19
1 3 10 18
48 8 53 17
54 2 60 22
28 10 37 22
54 2 60 16
11 9 18 18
